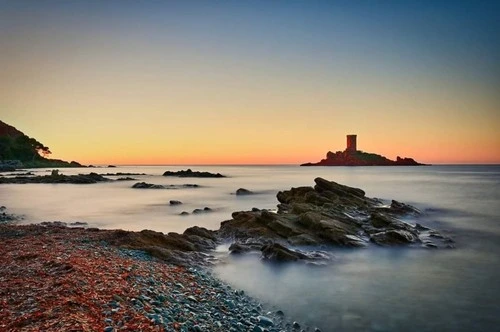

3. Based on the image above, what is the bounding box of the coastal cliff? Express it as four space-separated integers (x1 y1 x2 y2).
0 120 83 169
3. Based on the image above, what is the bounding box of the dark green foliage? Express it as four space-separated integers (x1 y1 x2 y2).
0 134 51 162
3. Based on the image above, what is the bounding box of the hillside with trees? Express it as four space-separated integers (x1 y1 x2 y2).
0 120 83 169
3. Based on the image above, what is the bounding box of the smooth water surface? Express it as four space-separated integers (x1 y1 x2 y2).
1 165 499 331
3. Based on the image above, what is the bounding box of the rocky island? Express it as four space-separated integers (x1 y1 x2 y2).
301 134 426 166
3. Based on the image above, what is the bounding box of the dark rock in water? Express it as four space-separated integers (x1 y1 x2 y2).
193 207 212 214
236 188 253 195
370 230 419 245
108 165 117 168
132 182 198 189
163 169 225 178
69 221 88 226
183 226 217 241
389 200 421 214
0 172 111 184
99 172 147 176
217 177 453 259
116 177 136 181
5 172 35 176
169 200 182 205
132 182 165 189
0 206 21 223
261 243 308 262
228 242 264 254
180 211 189 216
257 315 274 327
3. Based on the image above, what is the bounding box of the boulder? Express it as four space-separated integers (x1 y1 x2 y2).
261 243 308 262
370 230 419 245
217 177 453 260
236 188 253 195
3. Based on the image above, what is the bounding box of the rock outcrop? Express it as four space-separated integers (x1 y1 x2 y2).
132 182 199 189
163 169 225 178
0 172 111 184
301 150 425 166
106 226 217 266
218 178 452 261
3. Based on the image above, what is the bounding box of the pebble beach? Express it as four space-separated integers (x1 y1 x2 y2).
0 223 313 332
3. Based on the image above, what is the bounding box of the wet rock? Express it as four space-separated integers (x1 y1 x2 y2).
261 243 308 262
229 242 263 254
193 207 212 214
370 230 419 245
257 315 274 327
169 200 182 205
287 234 319 246
217 177 452 261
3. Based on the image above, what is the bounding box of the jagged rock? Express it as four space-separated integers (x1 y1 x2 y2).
183 226 217 241
261 243 308 262
218 177 453 259
370 230 420 245
287 234 319 246
228 242 264 254
132 182 165 189
106 226 217 266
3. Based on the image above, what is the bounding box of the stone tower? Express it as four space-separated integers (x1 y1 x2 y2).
346 134 357 152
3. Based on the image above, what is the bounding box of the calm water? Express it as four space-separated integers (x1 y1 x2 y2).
1 165 500 331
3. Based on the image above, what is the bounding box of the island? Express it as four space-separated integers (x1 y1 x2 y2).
301 134 426 166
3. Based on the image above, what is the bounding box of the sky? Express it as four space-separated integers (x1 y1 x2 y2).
1 0 499 165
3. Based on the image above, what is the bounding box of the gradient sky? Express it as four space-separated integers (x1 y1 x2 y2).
1 0 499 164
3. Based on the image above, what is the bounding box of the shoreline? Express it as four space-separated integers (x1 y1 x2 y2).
0 222 315 332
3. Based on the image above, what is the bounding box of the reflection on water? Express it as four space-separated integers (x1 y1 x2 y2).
1 165 500 331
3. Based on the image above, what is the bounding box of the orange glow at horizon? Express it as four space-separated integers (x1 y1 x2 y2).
1 2 499 165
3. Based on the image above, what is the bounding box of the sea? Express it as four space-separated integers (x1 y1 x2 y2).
1 165 499 331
